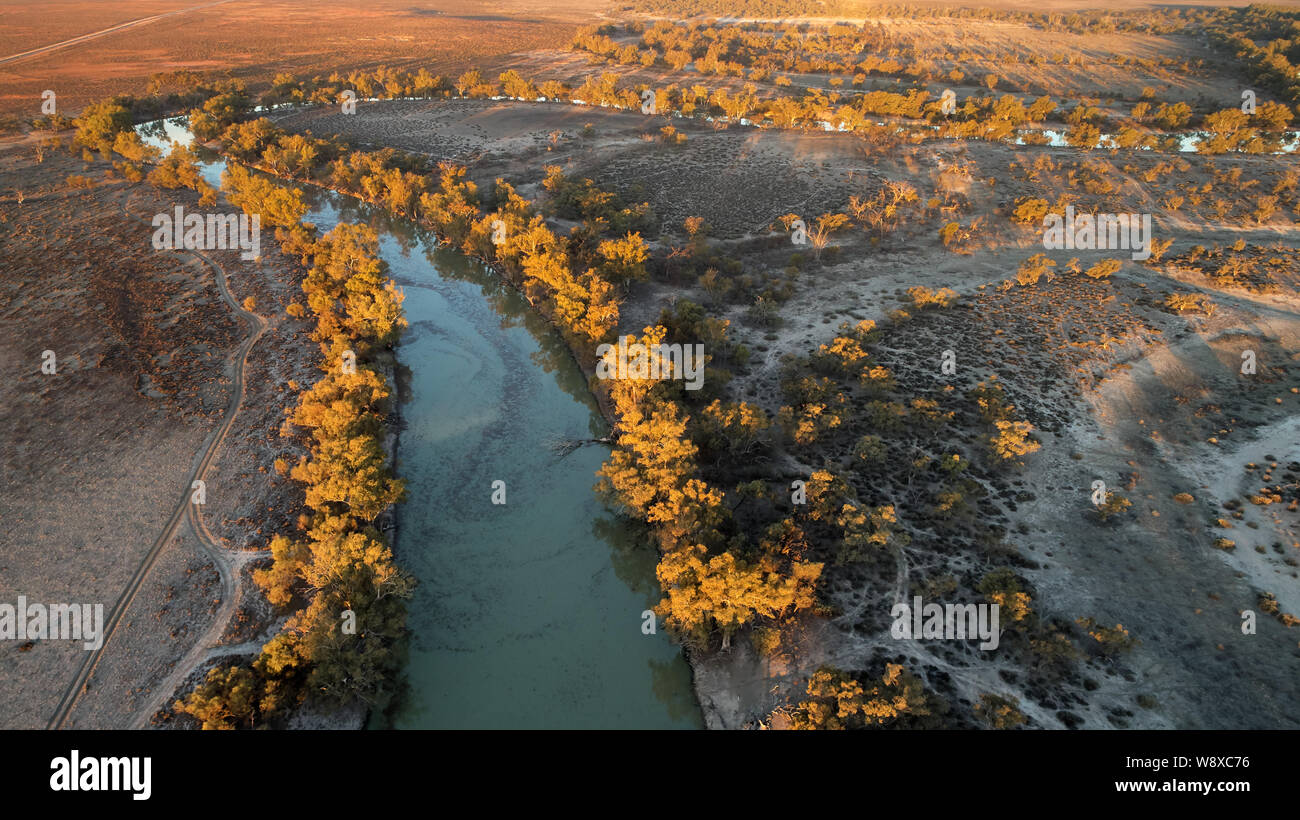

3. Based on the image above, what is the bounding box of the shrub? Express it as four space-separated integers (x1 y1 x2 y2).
990 420 1040 463
853 434 887 467
1164 292 1214 316
906 285 958 309
1095 491 1132 521
975 694 1026 729
1016 253 1056 286
1083 259 1122 279
1076 618 1137 655
1010 197 1049 226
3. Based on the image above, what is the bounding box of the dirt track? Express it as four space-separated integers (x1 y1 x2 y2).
48 188 269 729
0 0 238 66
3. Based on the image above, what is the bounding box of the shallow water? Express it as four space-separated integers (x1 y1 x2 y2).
378 241 701 729
140 117 703 729
1020 127 1299 153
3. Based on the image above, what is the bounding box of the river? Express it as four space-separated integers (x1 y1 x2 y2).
140 116 704 729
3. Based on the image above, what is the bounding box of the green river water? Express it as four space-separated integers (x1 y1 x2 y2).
145 117 703 729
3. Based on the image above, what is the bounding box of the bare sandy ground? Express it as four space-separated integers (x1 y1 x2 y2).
1024 297 1300 729
275 98 861 238
0 139 316 728
0 149 234 727
604 16 1241 102
0 0 607 118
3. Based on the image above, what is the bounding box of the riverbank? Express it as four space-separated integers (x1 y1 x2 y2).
266 99 868 730
196 125 704 727
253 100 847 730
265 93 1300 731
0 128 340 728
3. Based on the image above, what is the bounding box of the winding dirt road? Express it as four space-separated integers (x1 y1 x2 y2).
47 188 269 729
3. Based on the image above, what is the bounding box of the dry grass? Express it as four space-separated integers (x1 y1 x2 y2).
0 0 609 117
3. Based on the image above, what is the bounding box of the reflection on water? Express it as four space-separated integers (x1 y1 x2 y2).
1019 127 1299 153
376 227 700 728
138 116 702 729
